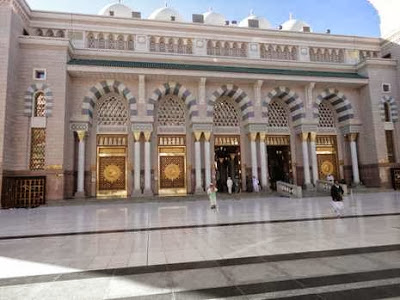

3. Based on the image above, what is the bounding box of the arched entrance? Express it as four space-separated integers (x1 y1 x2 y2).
95 93 130 197
156 94 188 196
213 96 242 193
266 100 292 190
316 101 339 181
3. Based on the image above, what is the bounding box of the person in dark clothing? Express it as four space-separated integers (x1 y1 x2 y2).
331 180 344 217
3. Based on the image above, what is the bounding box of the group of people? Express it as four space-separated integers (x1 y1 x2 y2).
208 175 346 217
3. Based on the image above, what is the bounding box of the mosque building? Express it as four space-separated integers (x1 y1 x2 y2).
0 0 399 203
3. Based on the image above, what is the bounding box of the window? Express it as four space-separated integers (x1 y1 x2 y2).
30 128 46 170
384 102 391 122
383 83 391 93
33 69 46 80
268 101 288 128
34 92 46 117
386 130 396 163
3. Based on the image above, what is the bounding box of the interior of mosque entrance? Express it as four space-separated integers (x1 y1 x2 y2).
266 135 292 191
214 136 241 193
96 135 128 198
158 136 187 196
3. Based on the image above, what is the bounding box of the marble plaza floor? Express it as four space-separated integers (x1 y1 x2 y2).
0 191 400 299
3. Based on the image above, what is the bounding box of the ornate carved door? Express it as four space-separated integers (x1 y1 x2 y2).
316 136 339 181
158 136 187 196
97 135 128 197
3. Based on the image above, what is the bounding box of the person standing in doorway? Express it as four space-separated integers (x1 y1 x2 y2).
252 176 260 193
207 183 218 210
227 177 233 194
327 173 334 183
331 180 344 217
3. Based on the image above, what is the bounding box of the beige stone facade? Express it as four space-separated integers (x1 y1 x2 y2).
0 0 399 201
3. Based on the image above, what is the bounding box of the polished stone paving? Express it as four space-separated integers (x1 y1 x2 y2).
0 191 400 299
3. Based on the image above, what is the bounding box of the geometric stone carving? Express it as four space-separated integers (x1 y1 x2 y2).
157 95 187 126
268 101 289 128
213 96 240 127
318 101 336 128
97 93 128 126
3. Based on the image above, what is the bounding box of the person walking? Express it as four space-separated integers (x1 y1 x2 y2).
227 177 233 194
331 180 344 217
207 183 218 210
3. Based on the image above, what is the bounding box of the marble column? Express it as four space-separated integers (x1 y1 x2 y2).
133 131 141 194
250 133 259 186
349 133 361 185
143 131 152 195
204 131 212 189
194 131 203 193
309 132 319 185
259 133 269 190
75 130 86 198
301 132 312 187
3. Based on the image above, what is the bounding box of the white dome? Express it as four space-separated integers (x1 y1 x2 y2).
239 13 271 29
98 3 133 18
203 11 226 26
148 6 184 22
281 19 312 32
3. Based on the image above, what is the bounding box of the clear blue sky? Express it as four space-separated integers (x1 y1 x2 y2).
26 0 380 37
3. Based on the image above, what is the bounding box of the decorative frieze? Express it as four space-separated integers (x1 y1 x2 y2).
86 32 135 51
310 47 344 63
260 44 298 61
214 136 240 146
206 40 248 57
158 136 186 146
149 36 193 54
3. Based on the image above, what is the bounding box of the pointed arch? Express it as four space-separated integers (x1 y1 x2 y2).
315 88 354 123
24 83 54 117
81 80 136 123
147 82 198 120
380 95 398 122
263 86 305 123
207 84 254 122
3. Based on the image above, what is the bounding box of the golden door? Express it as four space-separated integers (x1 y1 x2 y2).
158 136 187 196
316 135 339 181
97 135 128 197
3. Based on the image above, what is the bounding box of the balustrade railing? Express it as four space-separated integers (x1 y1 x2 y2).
316 180 348 195
277 181 303 198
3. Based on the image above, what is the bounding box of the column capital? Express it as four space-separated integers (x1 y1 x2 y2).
249 133 258 142
203 131 211 142
300 132 309 142
193 131 203 142
133 131 141 142
259 133 266 141
348 133 358 142
77 131 86 142
309 132 317 142
143 131 152 142
254 79 264 89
